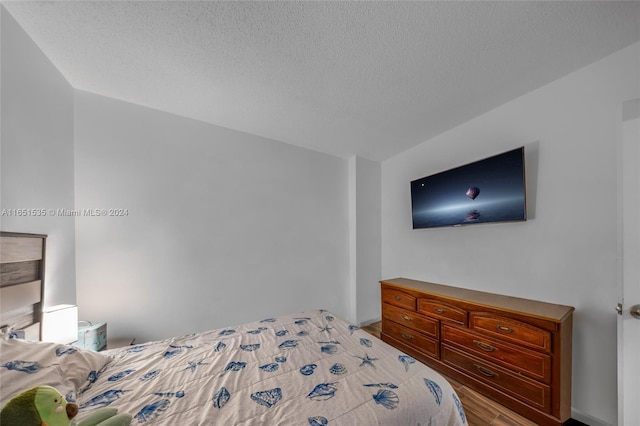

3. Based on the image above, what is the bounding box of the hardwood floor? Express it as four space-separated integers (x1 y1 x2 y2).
361 321 578 426
446 376 537 426
361 321 382 339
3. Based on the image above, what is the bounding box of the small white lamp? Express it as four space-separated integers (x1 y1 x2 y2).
42 304 78 344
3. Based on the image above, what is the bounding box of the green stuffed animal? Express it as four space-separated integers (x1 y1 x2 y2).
0 386 132 426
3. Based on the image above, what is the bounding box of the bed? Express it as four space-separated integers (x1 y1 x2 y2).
1 233 467 425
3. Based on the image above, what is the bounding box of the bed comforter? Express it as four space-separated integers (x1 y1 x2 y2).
1 309 467 425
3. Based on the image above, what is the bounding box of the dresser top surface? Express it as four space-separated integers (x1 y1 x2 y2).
381 277 574 323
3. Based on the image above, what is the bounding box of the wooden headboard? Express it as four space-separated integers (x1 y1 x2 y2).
0 232 47 340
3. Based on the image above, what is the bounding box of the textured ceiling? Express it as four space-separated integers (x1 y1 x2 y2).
3 1 640 161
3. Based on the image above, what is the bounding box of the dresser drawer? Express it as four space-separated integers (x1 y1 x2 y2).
470 312 552 353
442 345 551 413
382 319 438 358
418 298 467 325
382 287 417 311
382 303 438 338
442 325 551 383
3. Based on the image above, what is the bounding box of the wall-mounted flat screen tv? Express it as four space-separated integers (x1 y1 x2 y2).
411 147 526 229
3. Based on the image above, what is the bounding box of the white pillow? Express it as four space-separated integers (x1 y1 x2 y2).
0 338 113 407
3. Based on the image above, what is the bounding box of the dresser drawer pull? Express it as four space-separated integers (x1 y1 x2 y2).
474 364 498 378
496 324 514 333
401 332 414 340
474 340 498 352
434 308 446 314
393 295 402 301
400 314 413 322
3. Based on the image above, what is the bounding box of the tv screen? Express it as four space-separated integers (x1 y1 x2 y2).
411 147 526 229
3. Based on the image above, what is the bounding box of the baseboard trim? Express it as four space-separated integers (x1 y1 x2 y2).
358 317 381 327
571 408 612 426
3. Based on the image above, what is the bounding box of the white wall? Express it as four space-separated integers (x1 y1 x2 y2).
353 157 381 325
74 91 350 342
381 42 640 425
0 7 76 306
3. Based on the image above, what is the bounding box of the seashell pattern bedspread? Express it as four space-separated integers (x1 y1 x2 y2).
76 310 467 425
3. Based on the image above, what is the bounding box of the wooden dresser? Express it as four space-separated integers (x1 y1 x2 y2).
380 278 574 426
